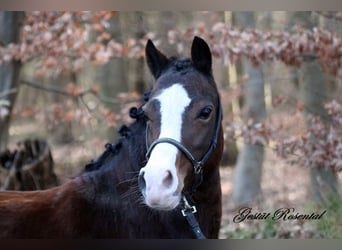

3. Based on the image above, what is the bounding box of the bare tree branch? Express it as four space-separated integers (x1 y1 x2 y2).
0 88 17 99
20 79 139 105
21 79 72 97
314 11 342 21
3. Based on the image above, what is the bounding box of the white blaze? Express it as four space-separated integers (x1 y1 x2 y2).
141 83 191 208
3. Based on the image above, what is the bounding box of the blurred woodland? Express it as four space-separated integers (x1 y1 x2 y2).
0 11 341 238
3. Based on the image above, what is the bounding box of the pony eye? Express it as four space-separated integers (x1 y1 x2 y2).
198 106 213 120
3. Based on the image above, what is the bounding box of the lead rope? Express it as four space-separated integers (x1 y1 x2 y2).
181 196 206 239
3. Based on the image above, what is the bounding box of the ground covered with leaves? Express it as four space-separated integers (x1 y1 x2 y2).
219 148 342 239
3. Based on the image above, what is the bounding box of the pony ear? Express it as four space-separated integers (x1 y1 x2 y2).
145 40 170 79
191 36 212 75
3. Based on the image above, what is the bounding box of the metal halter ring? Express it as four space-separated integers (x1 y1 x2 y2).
181 196 197 216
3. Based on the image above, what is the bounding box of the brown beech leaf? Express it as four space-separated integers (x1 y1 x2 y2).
66 83 81 96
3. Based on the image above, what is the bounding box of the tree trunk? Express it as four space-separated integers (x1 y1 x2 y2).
120 12 146 94
319 12 340 102
0 139 58 191
214 12 238 167
232 12 266 205
156 12 177 55
293 11 340 204
232 12 256 110
286 12 318 90
300 59 339 203
99 13 128 109
0 11 25 151
232 59 266 205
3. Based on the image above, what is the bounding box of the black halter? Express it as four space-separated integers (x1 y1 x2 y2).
144 96 222 239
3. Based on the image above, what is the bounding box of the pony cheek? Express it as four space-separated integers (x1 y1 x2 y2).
175 154 193 192
190 129 213 158
182 118 214 158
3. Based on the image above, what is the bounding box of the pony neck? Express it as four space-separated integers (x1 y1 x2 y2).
79 116 148 193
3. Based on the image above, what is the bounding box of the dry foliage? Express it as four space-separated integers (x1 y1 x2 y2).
169 22 342 74
231 100 342 172
1 12 341 173
0 12 341 75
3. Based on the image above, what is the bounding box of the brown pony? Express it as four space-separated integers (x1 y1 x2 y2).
0 36 223 238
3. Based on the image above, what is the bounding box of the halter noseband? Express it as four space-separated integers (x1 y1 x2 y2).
145 96 222 194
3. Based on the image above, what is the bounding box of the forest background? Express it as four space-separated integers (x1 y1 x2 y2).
0 11 341 238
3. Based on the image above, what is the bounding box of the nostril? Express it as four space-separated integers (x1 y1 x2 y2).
162 170 173 188
138 171 146 193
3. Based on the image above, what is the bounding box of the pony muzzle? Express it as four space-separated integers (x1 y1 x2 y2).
138 166 182 210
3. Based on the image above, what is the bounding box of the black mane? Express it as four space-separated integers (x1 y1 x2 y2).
163 58 214 81
170 58 192 72
83 90 150 173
